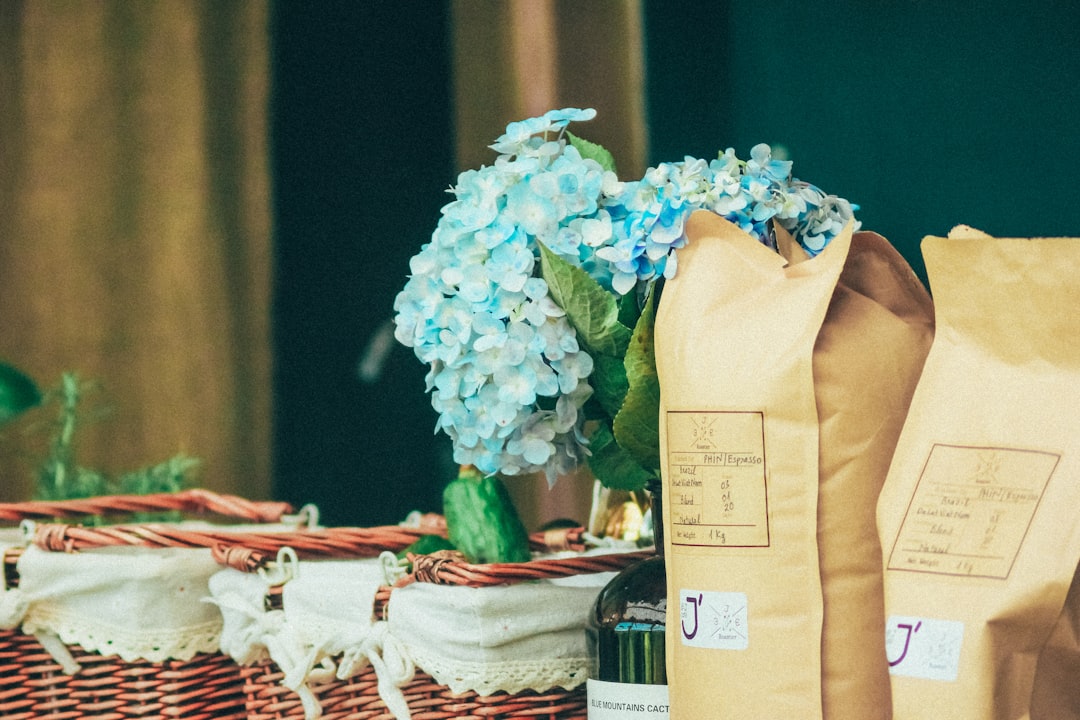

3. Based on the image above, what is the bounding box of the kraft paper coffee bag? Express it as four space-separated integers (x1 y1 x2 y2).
655 210 934 719
1031 564 1080 719
878 226 1080 720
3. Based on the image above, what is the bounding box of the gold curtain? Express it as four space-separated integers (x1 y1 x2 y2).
451 0 648 528
453 0 647 179
0 1 272 502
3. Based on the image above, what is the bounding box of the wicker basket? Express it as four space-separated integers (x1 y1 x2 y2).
215 527 651 720
0 491 430 720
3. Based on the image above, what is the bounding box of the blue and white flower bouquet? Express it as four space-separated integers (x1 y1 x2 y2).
393 108 858 491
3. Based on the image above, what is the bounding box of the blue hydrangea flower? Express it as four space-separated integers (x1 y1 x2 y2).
394 108 859 485
394 108 617 485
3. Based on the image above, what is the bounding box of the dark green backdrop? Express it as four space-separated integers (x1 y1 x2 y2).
645 1 1080 283
270 2 454 525
272 1 1079 525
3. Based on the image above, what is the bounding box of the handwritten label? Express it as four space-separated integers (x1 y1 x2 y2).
666 411 769 547
886 615 964 681
678 589 748 650
888 443 1058 578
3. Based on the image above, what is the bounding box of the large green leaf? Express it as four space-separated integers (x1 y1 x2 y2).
623 284 658 382
589 354 629 420
613 375 661 475
567 132 617 173
617 287 641 331
539 242 631 357
586 422 652 491
0 362 41 426
613 287 660 473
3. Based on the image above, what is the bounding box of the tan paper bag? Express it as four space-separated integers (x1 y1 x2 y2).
878 226 1080 720
655 210 934 719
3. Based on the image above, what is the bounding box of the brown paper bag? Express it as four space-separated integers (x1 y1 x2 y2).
655 210 934 719
878 226 1080 720
1031 563 1080 719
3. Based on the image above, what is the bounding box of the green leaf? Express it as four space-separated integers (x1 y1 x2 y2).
613 287 661 473
0 362 41 425
539 242 631 357
567 132 617 173
36 463 108 503
587 289 646 422
590 354 629 420
624 284 658 381
116 453 201 523
613 375 661 475
616 287 641 331
586 422 652 491
117 453 200 496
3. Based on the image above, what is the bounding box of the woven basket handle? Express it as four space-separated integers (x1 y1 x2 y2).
210 524 632 581
0 488 294 524
402 547 653 588
208 525 435 572
31 522 430 560
212 523 591 575
365 546 653 619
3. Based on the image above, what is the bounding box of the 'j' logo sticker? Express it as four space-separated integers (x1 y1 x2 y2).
885 615 964 682
679 589 748 650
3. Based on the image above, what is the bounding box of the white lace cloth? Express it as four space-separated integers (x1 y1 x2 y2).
387 570 611 697
0 519 315 669
208 558 411 720
1 544 223 666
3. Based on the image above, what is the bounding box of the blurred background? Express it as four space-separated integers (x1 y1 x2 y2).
2 0 1078 526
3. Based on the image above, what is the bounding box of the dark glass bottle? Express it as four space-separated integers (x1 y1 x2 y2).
586 479 669 718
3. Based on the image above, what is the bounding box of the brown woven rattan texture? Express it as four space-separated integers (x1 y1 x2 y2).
403 547 651 588
32 523 429 559
0 489 294 524
0 634 246 720
241 661 586 720
0 490 430 720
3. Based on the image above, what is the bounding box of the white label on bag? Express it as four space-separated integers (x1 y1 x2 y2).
886 615 964 681
887 443 1058 579
678 589 748 650
587 679 669 719
666 410 770 548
